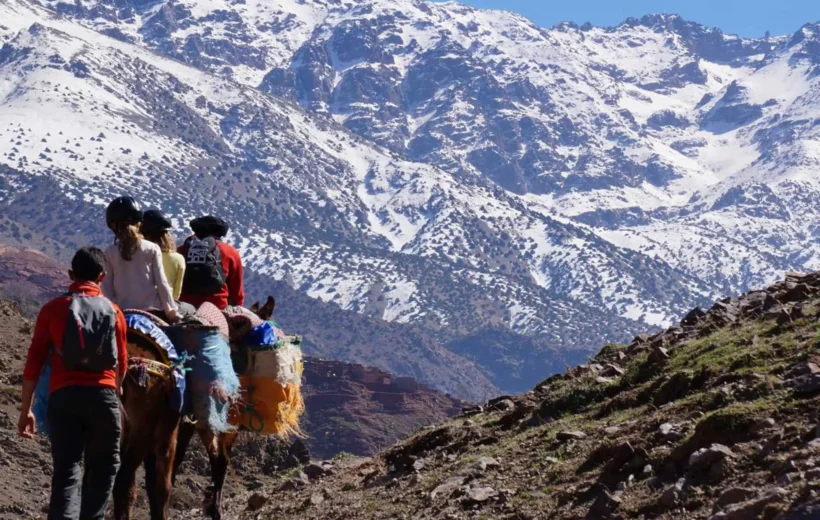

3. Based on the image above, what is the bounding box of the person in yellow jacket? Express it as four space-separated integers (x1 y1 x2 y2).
142 209 186 300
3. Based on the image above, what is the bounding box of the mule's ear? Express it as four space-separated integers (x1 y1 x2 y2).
250 302 259 313
258 295 275 320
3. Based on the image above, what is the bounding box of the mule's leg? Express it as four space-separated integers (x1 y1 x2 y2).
197 429 224 520
172 420 195 484
113 442 144 520
211 431 239 520
149 418 180 520
144 453 158 513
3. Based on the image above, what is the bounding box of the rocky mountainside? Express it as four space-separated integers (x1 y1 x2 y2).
178 271 820 519
0 245 68 316
3 0 820 396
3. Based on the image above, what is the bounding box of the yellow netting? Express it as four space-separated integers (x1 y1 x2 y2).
230 375 305 438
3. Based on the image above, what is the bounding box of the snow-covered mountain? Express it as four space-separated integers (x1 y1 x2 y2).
2 0 819 395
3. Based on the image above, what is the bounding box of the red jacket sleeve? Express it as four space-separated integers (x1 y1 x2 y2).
22 302 55 382
115 308 128 381
227 247 245 307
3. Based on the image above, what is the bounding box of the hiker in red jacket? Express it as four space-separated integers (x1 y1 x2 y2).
178 216 245 310
18 247 128 520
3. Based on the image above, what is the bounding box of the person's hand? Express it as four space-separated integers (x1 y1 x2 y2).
18 410 35 439
166 308 181 324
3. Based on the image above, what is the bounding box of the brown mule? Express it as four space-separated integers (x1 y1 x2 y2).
113 360 181 520
172 296 275 520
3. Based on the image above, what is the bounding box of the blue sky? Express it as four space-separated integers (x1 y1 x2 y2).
457 0 820 38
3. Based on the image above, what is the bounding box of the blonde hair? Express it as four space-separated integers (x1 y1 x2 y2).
144 229 176 253
114 223 142 261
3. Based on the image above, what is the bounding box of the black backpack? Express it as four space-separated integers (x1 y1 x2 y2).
182 236 226 295
58 293 119 372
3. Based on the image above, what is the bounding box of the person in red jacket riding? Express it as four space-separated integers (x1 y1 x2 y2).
178 216 245 310
18 247 128 520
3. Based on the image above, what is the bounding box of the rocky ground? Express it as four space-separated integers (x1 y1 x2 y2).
209 271 820 519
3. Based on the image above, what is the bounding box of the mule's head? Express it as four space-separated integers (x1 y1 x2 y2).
250 295 275 321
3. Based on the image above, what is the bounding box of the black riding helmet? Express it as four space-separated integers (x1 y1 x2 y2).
142 208 173 235
105 196 143 230
190 216 229 239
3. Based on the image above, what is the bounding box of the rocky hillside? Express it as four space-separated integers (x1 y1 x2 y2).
301 358 463 459
0 245 69 317
194 270 820 519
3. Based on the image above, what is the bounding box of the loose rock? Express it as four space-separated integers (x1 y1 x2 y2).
661 478 686 508
708 487 789 520
689 444 734 473
716 487 756 509
247 493 268 512
303 463 329 480
460 486 498 506
557 431 587 442
475 457 500 472
431 475 468 499
588 490 622 518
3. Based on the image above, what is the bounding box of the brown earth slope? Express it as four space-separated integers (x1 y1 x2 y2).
0 245 68 317
202 271 820 519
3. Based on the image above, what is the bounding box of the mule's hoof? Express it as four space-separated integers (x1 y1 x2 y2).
204 503 221 520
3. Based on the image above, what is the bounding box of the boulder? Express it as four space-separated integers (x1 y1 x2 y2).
288 439 311 465
488 398 516 413
431 475 468 499
247 493 268 511
781 283 813 303
777 501 820 519
305 492 325 507
603 442 636 474
600 364 625 378
460 486 498 506
681 307 706 327
661 478 686 508
557 431 587 442
658 423 683 441
708 487 789 520
715 487 756 509
588 490 622 519
461 405 484 416
279 471 310 491
475 456 501 472
649 347 670 364
786 374 820 395
689 444 734 473
303 463 330 480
